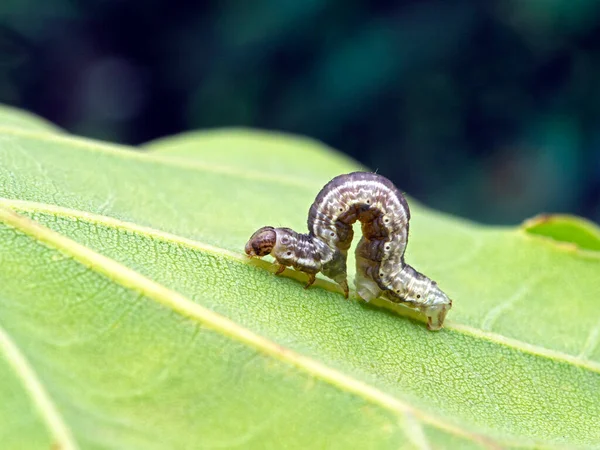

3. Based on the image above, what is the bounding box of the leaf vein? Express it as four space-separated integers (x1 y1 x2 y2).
481 276 544 331
0 324 79 450
579 320 600 360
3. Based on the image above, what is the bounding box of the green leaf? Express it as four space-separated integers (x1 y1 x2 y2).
0 104 599 449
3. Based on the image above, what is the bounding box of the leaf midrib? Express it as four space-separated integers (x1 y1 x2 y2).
0 204 503 449
3 198 600 376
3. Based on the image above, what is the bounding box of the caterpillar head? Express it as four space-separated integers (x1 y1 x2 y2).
245 226 276 257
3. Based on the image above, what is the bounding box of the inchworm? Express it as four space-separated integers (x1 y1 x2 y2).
244 172 452 330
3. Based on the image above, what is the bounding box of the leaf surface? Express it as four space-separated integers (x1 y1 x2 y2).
0 105 62 133
0 105 599 449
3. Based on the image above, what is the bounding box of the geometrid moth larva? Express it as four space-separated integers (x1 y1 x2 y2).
245 172 452 330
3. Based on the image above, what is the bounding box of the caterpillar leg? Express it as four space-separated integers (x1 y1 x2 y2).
424 302 452 331
354 267 382 302
354 253 383 302
335 279 349 298
330 275 349 298
304 273 316 289
321 252 350 298
274 264 286 275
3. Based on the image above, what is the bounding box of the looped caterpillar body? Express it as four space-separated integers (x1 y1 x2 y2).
245 172 452 330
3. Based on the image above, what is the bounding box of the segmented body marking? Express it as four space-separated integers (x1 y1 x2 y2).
244 172 452 330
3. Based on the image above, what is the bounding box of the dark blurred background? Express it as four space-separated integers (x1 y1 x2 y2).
1 0 599 225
